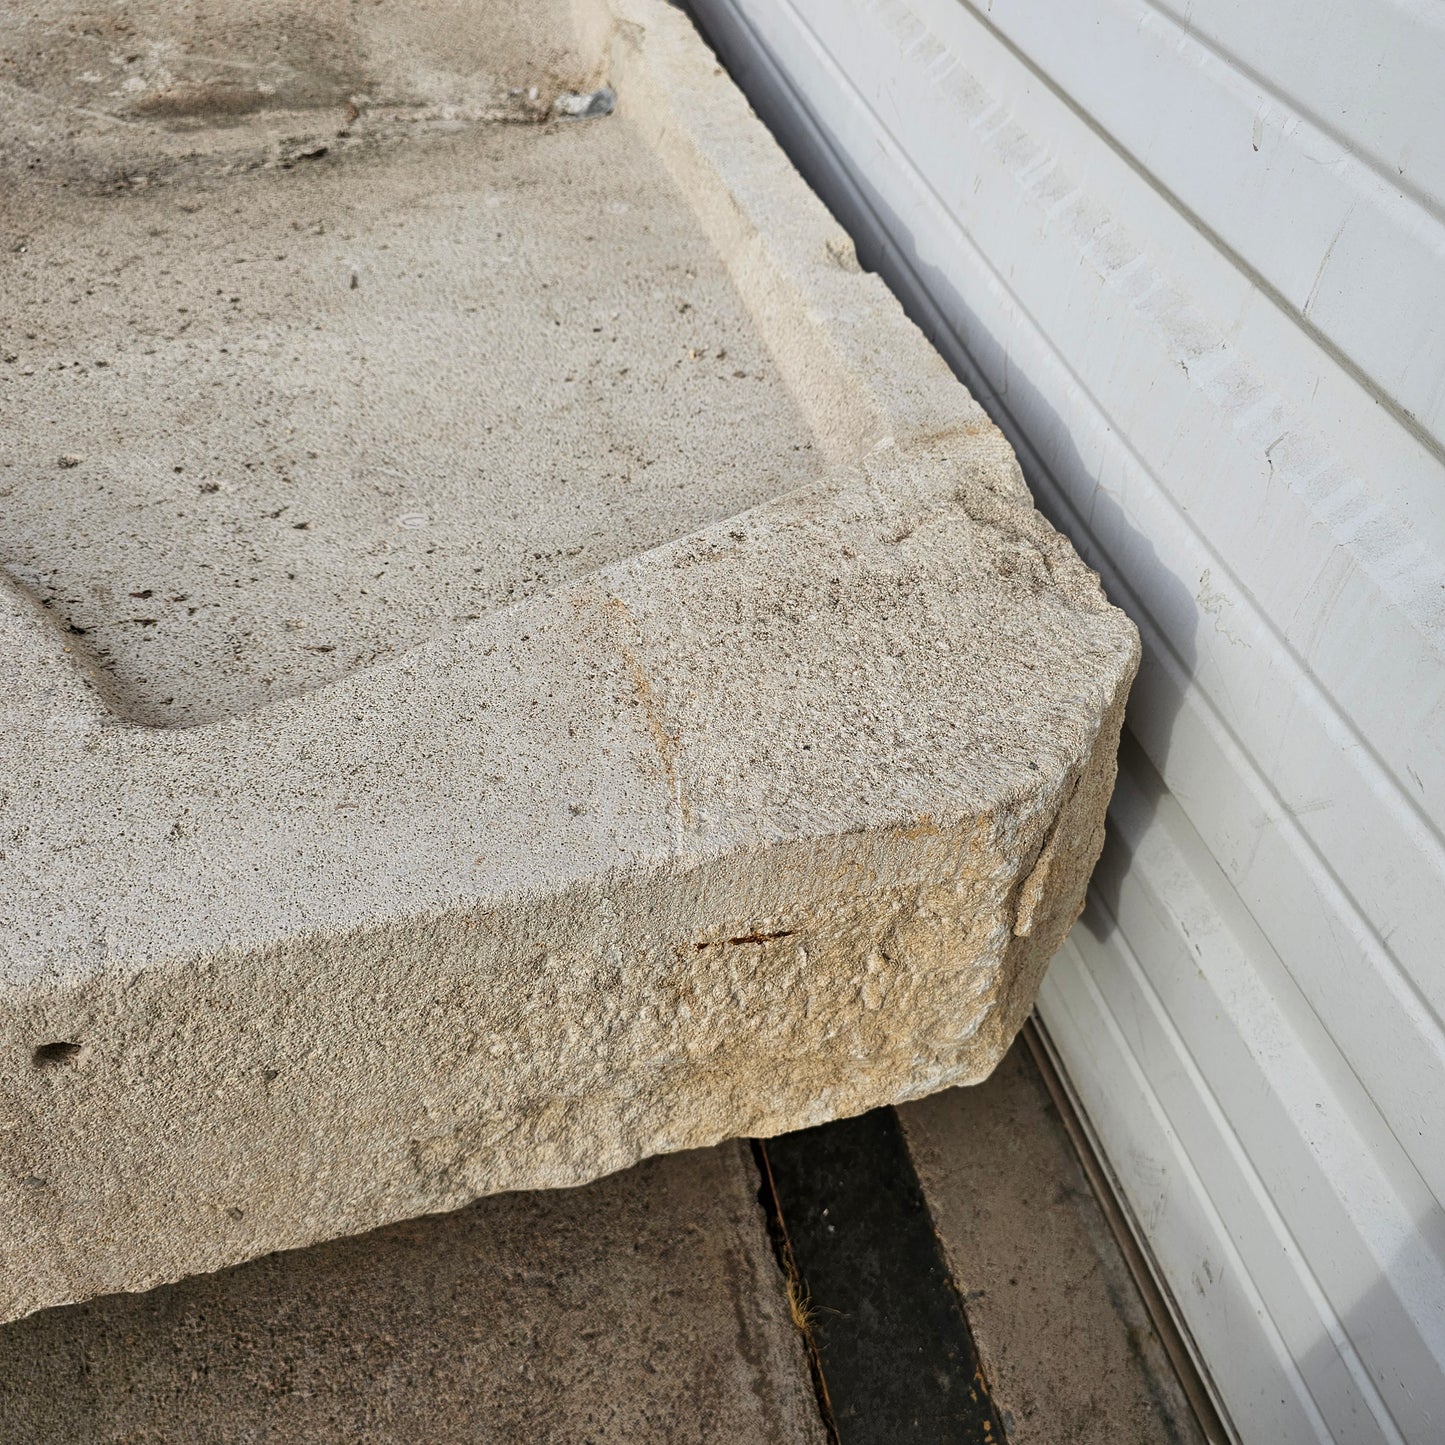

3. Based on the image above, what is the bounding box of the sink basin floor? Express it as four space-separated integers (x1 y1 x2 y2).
2 116 822 726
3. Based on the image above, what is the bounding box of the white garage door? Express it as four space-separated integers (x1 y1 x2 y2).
688 1 1445 1439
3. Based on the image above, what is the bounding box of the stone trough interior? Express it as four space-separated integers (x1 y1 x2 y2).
2 0 826 726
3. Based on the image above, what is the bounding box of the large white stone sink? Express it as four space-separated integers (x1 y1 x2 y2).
0 0 1138 1319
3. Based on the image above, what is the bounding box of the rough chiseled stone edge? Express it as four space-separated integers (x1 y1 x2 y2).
0 463 1135 1321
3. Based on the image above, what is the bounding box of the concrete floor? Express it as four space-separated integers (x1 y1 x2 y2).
901 1048 1206 1445
0 1141 826 1445
0 1042 1205 1444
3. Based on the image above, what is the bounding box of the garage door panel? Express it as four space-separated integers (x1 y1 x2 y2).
691 0 1445 1436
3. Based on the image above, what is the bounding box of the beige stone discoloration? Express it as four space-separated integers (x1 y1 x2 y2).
0 0 1138 1319
602 594 696 831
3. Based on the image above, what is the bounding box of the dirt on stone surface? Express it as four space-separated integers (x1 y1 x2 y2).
0 0 609 187
0 1141 827 1445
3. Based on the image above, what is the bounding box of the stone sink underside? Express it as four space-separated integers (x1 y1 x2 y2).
0 0 1139 1319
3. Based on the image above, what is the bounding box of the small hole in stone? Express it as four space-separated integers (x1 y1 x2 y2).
32 1041 83 1069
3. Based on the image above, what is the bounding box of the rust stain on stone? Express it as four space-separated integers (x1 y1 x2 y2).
695 929 796 951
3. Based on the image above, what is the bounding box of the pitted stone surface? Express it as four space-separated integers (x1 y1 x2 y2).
0 100 822 727
0 0 1139 1320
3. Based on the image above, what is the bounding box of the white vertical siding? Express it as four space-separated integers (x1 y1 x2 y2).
687 1 1445 1439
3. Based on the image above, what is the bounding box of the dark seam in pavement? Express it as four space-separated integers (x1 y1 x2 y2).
752 1138 842 1445
754 1107 1006 1444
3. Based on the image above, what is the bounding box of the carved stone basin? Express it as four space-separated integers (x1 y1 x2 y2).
0 0 1138 1320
